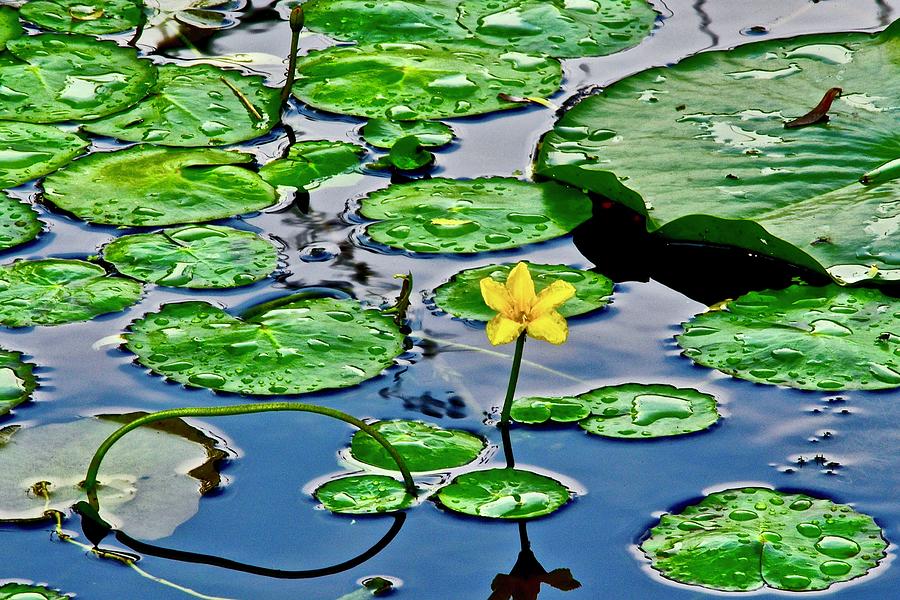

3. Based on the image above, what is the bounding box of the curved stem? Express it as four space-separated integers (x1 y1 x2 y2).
281 6 304 105
499 333 526 426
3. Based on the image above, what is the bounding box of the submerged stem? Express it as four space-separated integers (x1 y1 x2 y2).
281 6 305 105
499 333 527 426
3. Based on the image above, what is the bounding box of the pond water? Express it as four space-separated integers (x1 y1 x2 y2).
2 0 899 598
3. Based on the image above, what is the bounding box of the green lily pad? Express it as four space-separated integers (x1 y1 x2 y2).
125 295 405 395
0 349 36 417
678 284 900 391
361 118 455 150
640 487 888 592
0 413 227 540
436 468 570 519
458 0 658 58
83 64 280 147
315 475 415 514
433 262 612 321
259 140 366 190
0 34 156 123
0 7 23 52
536 24 900 283
102 225 277 289
42 145 277 226
293 41 562 120
370 136 435 172
20 0 142 35
0 122 88 190
0 583 68 599
0 194 41 252
0 259 142 328
350 420 485 472
360 177 592 253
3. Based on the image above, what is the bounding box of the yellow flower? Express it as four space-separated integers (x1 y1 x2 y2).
479 262 576 346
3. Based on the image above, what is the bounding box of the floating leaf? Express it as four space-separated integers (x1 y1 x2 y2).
360 177 592 253
141 0 246 48
0 194 41 252
0 34 156 123
641 487 888 592
0 349 35 417
678 284 900 390
259 140 365 190
125 295 405 395
0 259 142 328
536 24 900 282
315 474 414 514
20 0 142 35
0 414 226 540
0 122 88 191
83 64 280 147
433 262 612 321
0 7 23 51
102 225 277 289
370 136 435 172
350 420 485 472
42 145 276 226
437 468 570 519
0 583 68 599
293 41 561 120
361 118 454 150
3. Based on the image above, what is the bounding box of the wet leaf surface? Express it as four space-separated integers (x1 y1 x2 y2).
437 468 570 519
20 0 143 35
315 474 414 514
0 122 88 191
0 194 41 252
259 140 365 190
0 7 23 51
0 349 35 417
361 118 455 150
350 420 485 472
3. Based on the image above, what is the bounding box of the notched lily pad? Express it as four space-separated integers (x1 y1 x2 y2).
433 262 613 321
0 259 142 328
436 468 570 519
259 140 366 190
369 136 435 172
0 349 36 417
0 122 89 191
102 225 277 289
359 177 592 253
315 474 414 514
678 284 900 390
361 118 455 150
641 487 888 592
350 420 486 472
0 194 41 252
0 582 68 599
0 413 228 540
42 145 277 226
125 295 406 395
21 0 143 35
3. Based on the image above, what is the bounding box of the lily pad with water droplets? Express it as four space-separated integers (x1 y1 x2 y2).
293 41 562 120
83 64 280 147
350 420 486 472
0 259 142 328
0 34 156 123
678 284 900 390
0 413 227 540
20 0 143 35
433 262 612 321
0 194 41 252
0 7 23 51
361 118 455 150
259 140 366 190
0 583 68 599
315 475 415 514
125 295 405 395
641 487 888 592
102 225 277 289
359 177 592 253
369 136 435 172
0 349 35 417
436 468 570 519
42 145 277 226
0 122 89 191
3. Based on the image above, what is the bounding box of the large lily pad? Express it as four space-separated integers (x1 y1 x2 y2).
359 177 592 253
315 475 415 514
259 140 365 190
0 194 41 252
536 24 900 283
640 487 888 592
0 7 23 51
20 0 143 35
0 122 88 190
436 468 570 519
361 118 455 150
433 262 612 321
125 295 405 395
42 145 277 226
678 284 900 391
293 41 562 120
350 420 485 472
0 259 142 328
0 349 36 417
0 583 68 600
0 414 227 540
102 225 278 289
0 34 156 123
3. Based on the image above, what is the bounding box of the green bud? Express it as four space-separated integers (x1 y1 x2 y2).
290 6 305 32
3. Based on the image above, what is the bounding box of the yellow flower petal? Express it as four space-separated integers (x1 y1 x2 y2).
486 314 525 346
525 311 568 345
506 262 535 312
480 277 515 315
531 280 576 316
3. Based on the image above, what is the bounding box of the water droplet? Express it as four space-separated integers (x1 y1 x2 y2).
188 373 226 387
760 531 782 542
729 509 758 522
631 394 693 425
796 522 822 538
868 363 900 384
815 535 861 559
0 368 25 400
820 560 852 576
810 319 852 336
781 574 811 590
789 499 813 511
786 44 853 65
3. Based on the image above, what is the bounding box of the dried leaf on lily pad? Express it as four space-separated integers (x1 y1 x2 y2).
350 420 486 472
0 194 41 252
0 349 36 417
640 487 888 592
315 475 414 515
361 119 454 150
0 7 23 51
0 413 228 540
20 0 143 35
0 122 89 191
437 468 570 519
259 140 366 190
0 582 69 599
125 295 405 395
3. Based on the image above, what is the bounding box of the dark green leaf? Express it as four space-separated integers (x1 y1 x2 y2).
436 468 570 519
259 140 365 190
350 420 485 472
315 475 414 514
0 7 23 51
361 118 454 150
21 0 142 35
370 136 435 172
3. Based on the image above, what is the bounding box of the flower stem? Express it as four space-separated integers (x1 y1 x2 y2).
499 332 527 426
280 6 304 105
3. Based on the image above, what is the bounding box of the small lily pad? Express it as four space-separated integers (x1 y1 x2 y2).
509 396 591 424
436 468 570 519
125 295 405 395
384 136 435 171
350 420 486 472
21 0 143 35
42 145 277 226
678 284 900 390
0 259 142 328
0 194 41 252
361 118 455 149
0 7 23 51
315 475 414 514
433 262 613 321
360 177 592 253
0 349 36 417
0 583 68 599
102 225 277 289
0 122 89 191
641 487 888 592
259 140 366 190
